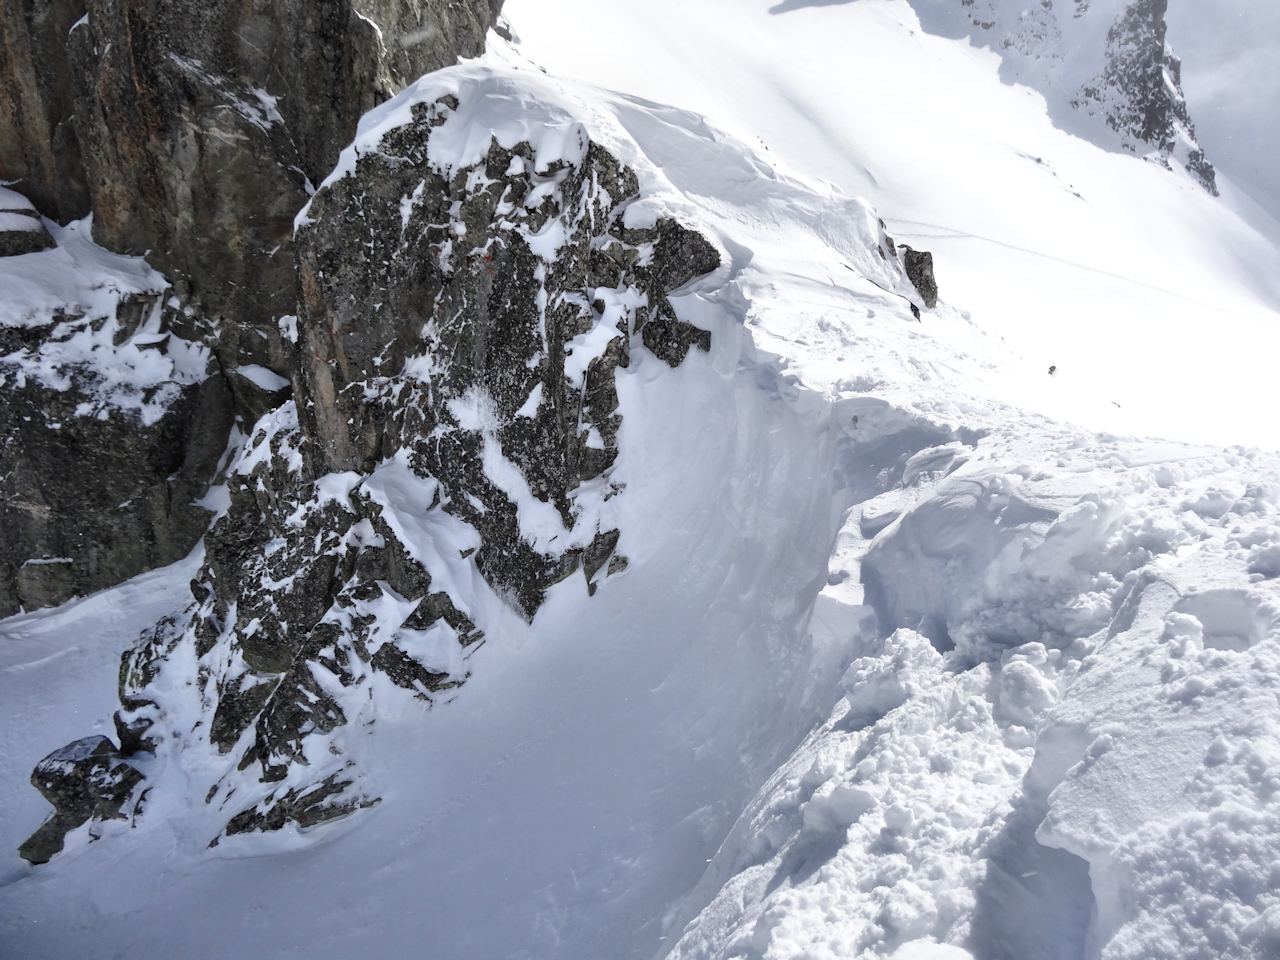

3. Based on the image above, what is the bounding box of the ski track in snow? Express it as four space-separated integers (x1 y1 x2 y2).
2 6 1280 960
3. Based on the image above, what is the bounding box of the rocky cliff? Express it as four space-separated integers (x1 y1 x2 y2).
19 66 730 859
0 0 501 614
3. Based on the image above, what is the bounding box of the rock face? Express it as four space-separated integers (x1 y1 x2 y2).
18 736 143 864
0 225 233 616
12 0 501 372
0 362 231 614
0 0 90 223
1076 0 1216 192
23 84 721 854
911 0 1216 191
0 1 503 614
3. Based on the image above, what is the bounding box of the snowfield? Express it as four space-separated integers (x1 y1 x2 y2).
4 4 1280 960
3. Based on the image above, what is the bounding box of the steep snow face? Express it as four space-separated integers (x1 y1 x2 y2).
502 0 1280 449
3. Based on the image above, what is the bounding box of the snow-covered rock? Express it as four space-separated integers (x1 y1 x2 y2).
18 736 143 865
0 0 504 611
0 219 231 615
25 64 738 846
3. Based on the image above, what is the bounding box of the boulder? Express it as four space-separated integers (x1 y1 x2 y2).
899 245 938 309
18 736 143 865
0 187 55 257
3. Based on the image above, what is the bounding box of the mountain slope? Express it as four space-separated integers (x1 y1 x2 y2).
502 0 1280 448
2 7 1279 960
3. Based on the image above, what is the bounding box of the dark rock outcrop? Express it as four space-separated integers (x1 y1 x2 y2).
0 1 503 613
1077 0 1217 193
3 0 501 373
899 245 938 309
0 356 232 615
28 93 720 851
18 736 143 864
0 260 234 616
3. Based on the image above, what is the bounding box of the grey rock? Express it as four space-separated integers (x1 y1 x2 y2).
18 735 143 864
63 0 501 372
0 0 90 223
221 770 378 838
0 0 500 611
1078 0 1217 192
0 307 234 616
899 245 938 309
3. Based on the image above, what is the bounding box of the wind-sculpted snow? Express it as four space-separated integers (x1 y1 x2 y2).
662 425 1280 959
4 56 1280 960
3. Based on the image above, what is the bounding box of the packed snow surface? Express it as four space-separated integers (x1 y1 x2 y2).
3 8 1280 960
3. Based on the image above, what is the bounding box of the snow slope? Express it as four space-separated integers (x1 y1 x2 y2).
501 0 1280 449
3 10 1280 960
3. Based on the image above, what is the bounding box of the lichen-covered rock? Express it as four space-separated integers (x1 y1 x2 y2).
18 736 143 865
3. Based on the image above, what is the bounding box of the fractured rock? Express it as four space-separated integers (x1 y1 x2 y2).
79 83 721 844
